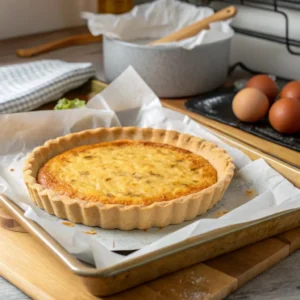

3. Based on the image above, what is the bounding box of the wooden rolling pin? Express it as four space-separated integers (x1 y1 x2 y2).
16 34 102 58
151 6 237 45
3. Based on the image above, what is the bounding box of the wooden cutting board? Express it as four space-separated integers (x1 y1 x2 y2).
1 202 300 300
1 81 300 299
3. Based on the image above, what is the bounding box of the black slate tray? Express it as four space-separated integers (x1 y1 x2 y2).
185 87 300 152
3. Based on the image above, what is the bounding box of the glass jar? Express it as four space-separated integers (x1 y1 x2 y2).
97 0 134 14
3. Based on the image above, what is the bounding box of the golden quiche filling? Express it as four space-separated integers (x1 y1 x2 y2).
37 140 217 205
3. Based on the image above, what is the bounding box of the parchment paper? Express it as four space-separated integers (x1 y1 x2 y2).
82 0 234 50
0 66 299 268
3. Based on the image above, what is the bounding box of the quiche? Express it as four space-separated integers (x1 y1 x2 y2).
23 127 234 230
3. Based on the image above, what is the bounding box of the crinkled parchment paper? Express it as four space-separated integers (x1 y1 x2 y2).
82 0 234 50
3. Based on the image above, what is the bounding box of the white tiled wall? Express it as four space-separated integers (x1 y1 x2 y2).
210 1 300 79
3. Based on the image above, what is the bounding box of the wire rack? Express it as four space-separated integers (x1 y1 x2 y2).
207 0 300 56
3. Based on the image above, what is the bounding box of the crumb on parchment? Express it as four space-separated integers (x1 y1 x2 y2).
246 190 253 195
216 210 229 217
62 221 75 227
10 168 14 172
246 189 257 198
84 229 97 235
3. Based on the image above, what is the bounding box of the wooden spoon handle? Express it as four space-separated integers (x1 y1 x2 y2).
16 33 102 58
151 6 237 45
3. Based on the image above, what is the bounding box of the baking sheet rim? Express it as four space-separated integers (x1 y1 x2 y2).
1 193 299 278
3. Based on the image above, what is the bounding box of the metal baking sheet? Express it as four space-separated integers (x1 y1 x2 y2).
2 78 300 296
2 193 300 297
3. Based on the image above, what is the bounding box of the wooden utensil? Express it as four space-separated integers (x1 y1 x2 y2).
16 33 102 57
150 6 237 45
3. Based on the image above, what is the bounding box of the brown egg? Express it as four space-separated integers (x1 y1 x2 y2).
269 98 300 133
232 88 269 122
246 74 278 103
280 81 300 101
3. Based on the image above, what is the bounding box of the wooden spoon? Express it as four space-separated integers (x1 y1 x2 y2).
16 33 102 58
150 6 237 45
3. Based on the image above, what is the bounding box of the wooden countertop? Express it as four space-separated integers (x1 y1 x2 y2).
162 99 300 168
1 26 300 300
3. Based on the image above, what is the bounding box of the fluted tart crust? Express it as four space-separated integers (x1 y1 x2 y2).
23 127 235 230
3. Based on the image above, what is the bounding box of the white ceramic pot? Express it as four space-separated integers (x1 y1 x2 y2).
103 36 232 98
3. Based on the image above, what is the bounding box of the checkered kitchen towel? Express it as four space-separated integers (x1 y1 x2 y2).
0 60 95 114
